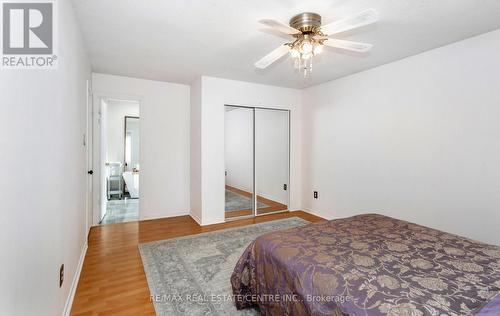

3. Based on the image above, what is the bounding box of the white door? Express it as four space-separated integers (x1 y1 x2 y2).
85 80 93 236
92 96 107 225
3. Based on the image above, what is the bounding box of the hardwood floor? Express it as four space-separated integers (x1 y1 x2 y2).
71 211 325 315
225 185 289 219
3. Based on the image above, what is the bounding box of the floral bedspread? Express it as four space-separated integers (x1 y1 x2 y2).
231 214 500 315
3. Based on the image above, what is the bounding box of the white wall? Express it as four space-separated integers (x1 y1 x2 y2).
189 78 202 224
192 76 302 225
92 73 190 220
224 107 290 204
302 29 500 246
105 100 139 165
0 0 91 315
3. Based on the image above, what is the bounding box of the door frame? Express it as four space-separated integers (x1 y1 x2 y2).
91 91 143 226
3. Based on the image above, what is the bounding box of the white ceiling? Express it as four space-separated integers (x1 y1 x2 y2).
71 0 500 89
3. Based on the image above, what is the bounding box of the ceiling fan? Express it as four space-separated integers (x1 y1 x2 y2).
255 9 379 76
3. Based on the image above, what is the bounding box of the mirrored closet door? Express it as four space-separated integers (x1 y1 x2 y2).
224 105 289 220
224 106 255 219
255 108 289 215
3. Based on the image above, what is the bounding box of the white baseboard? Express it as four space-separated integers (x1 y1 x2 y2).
201 218 225 226
189 212 202 225
301 208 334 220
140 211 190 221
62 241 88 316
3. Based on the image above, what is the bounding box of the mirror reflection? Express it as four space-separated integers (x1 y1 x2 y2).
224 105 289 220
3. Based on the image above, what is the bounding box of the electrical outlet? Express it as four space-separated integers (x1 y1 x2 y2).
313 191 318 199
59 264 64 287
283 184 287 191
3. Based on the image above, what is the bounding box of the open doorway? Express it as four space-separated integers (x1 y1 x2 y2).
98 98 140 225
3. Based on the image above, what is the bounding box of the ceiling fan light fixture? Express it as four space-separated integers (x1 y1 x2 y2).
255 9 378 76
286 36 321 76
300 41 313 54
302 52 312 60
313 43 323 55
290 48 300 58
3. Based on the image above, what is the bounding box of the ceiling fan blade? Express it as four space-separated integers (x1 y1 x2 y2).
323 39 373 53
321 9 379 36
254 44 290 69
259 19 301 36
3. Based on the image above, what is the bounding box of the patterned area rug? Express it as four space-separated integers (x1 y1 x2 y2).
225 190 268 212
139 217 309 316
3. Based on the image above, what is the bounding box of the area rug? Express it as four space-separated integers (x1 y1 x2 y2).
225 189 268 212
139 217 309 316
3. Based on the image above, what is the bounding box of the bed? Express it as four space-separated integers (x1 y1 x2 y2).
231 214 500 315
